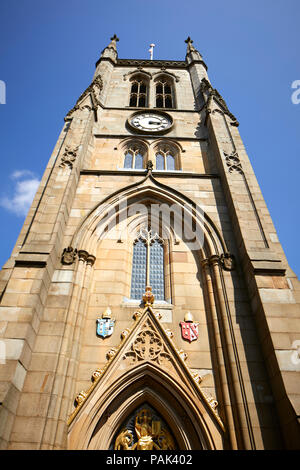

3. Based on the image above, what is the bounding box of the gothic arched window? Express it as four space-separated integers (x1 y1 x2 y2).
155 78 174 109
130 230 165 301
155 145 177 171
123 144 146 169
129 77 148 107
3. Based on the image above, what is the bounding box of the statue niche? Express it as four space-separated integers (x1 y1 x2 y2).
112 404 176 450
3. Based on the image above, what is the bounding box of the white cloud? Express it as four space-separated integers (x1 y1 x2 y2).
10 169 36 180
0 170 40 217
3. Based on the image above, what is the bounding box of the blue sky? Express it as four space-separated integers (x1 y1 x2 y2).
0 0 299 277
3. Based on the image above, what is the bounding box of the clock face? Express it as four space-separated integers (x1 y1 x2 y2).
129 112 172 133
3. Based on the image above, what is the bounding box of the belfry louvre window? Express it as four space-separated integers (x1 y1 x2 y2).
130 230 165 301
155 79 174 108
129 78 148 107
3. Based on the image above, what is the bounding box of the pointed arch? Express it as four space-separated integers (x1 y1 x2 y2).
118 137 149 169
67 307 225 450
69 173 228 259
81 365 218 450
128 73 150 107
154 74 176 109
124 69 153 81
152 70 180 83
152 139 182 170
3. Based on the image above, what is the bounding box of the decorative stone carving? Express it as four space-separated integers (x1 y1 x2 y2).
61 247 96 266
220 252 235 271
106 34 119 50
122 320 171 367
202 391 218 410
133 310 143 321
121 328 131 340
74 390 88 406
142 286 155 306
177 349 188 361
146 160 153 172
77 250 89 262
59 146 79 169
106 347 118 361
164 329 174 339
91 368 104 382
61 246 77 265
86 254 96 267
114 406 176 450
192 372 203 385
68 305 224 430
117 59 186 69
65 74 103 118
224 151 243 175
200 78 239 126
201 253 236 271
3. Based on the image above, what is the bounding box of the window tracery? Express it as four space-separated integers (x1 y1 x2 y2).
154 143 178 171
129 76 148 107
130 229 165 301
123 143 146 169
155 77 174 109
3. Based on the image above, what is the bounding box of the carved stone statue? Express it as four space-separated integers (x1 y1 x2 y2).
113 407 175 451
61 246 77 265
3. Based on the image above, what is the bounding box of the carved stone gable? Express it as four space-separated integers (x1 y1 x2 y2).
68 306 223 431
122 319 172 368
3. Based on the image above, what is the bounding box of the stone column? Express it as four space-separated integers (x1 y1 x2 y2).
38 250 96 449
208 254 256 449
204 94 300 448
201 257 237 450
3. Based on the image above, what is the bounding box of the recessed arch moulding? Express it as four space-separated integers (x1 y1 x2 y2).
70 175 228 259
67 305 225 450
63 177 232 450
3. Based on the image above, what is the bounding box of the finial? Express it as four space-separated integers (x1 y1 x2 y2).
143 286 155 306
100 34 119 61
102 306 112 319
110 34 119 43
185 36 196 53
184 311 194 322
185 36 193 45
146 160 153 172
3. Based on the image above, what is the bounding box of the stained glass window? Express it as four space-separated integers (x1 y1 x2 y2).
134 153 144 169
130 232 165 301
155 149 177 171
166 154 175 171
156 153 164 170
124 152 133 168
123 146 145 169
149 239 165 301
130 239 147 300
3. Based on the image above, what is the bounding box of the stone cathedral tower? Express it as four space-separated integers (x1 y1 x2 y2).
0 36 299 451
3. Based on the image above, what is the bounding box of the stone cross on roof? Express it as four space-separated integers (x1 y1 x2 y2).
185 36 196 53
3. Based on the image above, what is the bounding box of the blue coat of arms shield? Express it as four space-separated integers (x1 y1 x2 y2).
96 317 115 338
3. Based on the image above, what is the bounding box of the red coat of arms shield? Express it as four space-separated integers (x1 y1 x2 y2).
180 321 199 343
